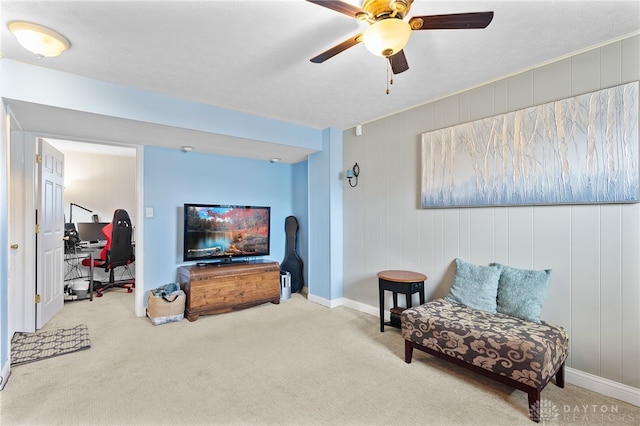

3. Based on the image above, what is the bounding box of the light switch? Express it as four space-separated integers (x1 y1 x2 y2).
145 206 154 218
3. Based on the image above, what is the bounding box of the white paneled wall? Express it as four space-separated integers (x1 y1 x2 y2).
343 35 640 389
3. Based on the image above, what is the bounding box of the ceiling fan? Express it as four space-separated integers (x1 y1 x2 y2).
307 0 494 75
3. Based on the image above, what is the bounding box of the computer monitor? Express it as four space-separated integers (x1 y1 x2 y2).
77 222 110 242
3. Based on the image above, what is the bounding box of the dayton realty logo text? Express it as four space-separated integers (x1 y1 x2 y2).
561 404 635 423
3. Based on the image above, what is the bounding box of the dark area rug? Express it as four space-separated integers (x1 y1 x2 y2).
11 324 91 366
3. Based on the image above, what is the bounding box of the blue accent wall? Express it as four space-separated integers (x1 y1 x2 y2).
307 128 343 300
143 146 294 292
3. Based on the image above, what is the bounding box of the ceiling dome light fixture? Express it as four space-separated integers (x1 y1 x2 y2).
362 18 411 57
8 21 70 58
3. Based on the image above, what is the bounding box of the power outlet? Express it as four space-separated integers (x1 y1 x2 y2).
145 206 154 218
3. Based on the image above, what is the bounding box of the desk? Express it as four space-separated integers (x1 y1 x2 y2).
64 247 97 302
378 270 427 332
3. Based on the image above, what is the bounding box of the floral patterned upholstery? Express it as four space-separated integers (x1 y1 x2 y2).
401 298 568 389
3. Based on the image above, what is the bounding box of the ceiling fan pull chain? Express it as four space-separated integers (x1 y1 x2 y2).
386 60 390 95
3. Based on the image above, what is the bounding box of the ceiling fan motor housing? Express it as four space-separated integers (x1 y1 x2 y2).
362 0 414 20
391 0 410 15
363 18 411 57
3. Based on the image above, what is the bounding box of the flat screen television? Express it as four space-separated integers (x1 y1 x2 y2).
183 204 271 263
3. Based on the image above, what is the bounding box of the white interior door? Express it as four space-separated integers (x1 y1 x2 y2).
36 139 65 329
8 131 34 333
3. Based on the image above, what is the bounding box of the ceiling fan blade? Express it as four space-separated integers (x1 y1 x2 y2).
305 0 365 19
389 50 409 74
310 34 363 63
409 12 494 30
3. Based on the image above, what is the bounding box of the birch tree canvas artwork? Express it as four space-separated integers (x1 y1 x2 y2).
421 81 639 208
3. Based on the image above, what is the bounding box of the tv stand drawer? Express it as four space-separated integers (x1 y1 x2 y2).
178 261 280 321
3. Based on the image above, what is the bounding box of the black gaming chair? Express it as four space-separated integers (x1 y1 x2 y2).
82 209 135 297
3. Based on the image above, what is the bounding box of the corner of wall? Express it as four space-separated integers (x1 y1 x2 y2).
307 128 344 301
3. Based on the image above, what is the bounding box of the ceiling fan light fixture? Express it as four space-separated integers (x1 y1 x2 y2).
362 18 411 57
8 21 70 58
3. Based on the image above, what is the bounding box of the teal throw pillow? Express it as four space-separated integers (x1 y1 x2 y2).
494 263 551 323
444 258 502 313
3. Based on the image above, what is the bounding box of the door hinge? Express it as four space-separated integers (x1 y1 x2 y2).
35 294 41 304
35 224 41 234
35 154 42 164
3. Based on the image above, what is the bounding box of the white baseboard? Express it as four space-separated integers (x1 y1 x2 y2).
307 293 383 315
565 367 640 407
0 359 10 391
307 295 640 408
339 297 380 317
307 292 383 316
306 292 343 308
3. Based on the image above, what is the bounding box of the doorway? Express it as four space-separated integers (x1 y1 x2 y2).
8 133 144 334
49 138 137 304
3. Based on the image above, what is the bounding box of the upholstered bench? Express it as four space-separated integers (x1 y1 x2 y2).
402 298 568 422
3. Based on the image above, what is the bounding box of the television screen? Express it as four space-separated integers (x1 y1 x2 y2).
183 204 270 263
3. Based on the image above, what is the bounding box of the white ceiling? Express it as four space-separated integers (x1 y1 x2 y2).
1 0 639 161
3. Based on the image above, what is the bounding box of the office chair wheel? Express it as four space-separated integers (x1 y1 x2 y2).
127 287 133 293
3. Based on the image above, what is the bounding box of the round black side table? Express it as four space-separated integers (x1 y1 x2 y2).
377 270 427 332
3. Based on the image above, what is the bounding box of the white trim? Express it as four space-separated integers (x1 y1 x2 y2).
0 358 10 390
134 145 144 317
306 292 343 308
308 295 388 319
1 103 10 391
310 295 387 320
339 297 379 317
565 367 640 407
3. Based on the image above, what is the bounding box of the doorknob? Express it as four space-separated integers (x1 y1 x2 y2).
10 244 19 249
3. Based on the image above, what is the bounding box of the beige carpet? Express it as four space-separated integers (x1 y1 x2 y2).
0 291 637 425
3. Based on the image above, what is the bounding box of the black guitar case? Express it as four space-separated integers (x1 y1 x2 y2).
281 215 304 293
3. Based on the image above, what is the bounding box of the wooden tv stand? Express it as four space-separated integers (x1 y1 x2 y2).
178 261 280 322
